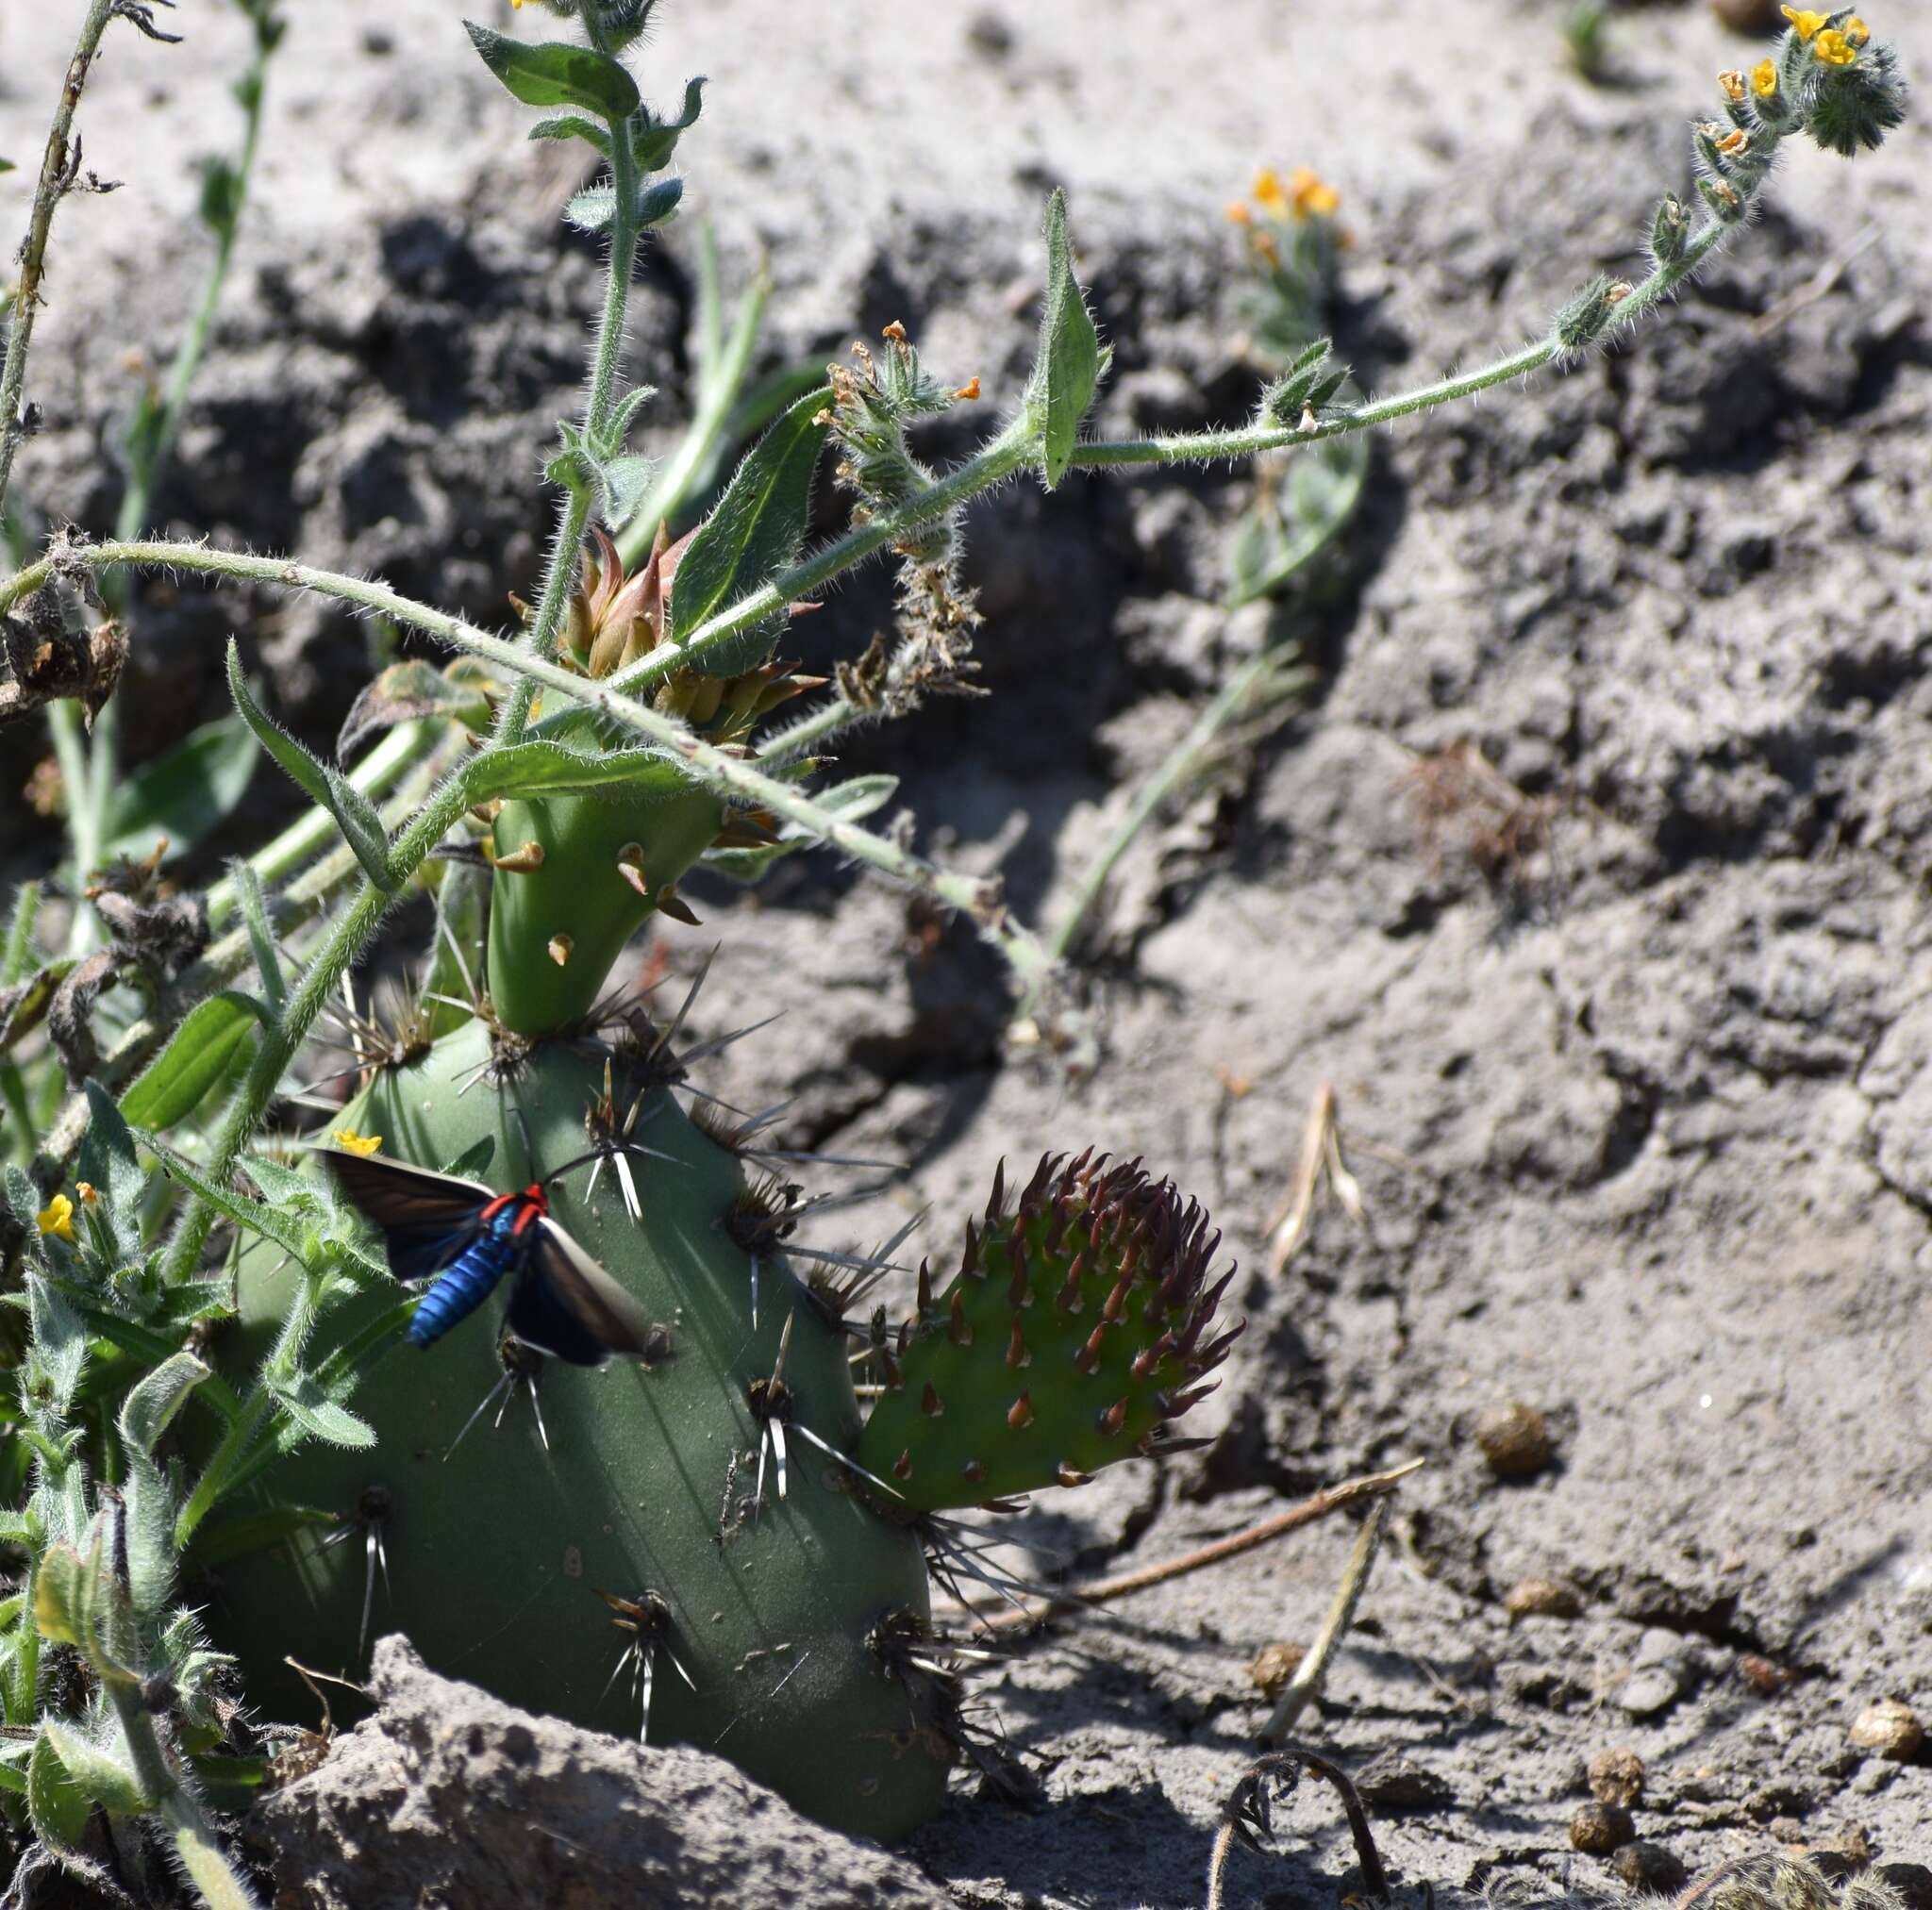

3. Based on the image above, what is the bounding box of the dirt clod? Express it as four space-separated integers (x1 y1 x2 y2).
1613 1842 1689 1895
1506 1577 1580 1620
1571 1802 1638 1854
1246 1640 1305 1699
1849 1702 1924 1762
1474 1403 1557 1479
1590 1748 1646 1807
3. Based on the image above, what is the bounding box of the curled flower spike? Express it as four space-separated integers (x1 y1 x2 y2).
1813 28 1857 65
1781 6 1829 40
1753 58 1780 96
37 1193 75 1241
333 1129 384 1158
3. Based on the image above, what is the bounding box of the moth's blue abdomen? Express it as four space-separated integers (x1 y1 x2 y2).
408 1209 526 1349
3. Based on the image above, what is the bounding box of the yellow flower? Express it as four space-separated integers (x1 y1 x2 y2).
1843 15 1871 45
1251 168 1288 216
1224 201 1252 225
333 1129 383 1158
1288 166 1341 219
1781 7 1828 40
37 1193 75 1242
1813 27 1857 63
1753 58 1779 95
1719 69 1746 103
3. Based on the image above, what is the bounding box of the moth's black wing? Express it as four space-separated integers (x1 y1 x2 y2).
508 1219 660 1367
321 1150 495 1286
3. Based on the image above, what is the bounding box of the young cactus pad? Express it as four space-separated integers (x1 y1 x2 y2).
854 1152 1242 1511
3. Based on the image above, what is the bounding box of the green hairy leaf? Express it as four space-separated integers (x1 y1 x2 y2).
1026 189 1103 490
464 22 640 119
120 1352 211 1459
119 991 266 1132
527 111 612 158
42 1720 154 1817
461 740 691 804
26 1732 91 1852
669 386 832 670
26 1273 88 1420
32 1540 99 1653
226 640 395 891
268 1375 375 1451
632 75 706 172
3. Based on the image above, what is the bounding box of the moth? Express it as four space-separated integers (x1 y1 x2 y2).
325 1149 658 1366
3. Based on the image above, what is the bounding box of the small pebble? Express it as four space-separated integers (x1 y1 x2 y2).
1740 1654 1794 1695
1506 1578 1579 1621
1621 1669 1681 1719
1247 1641 1305 1700
1848 1700 1923 1762
1570 1802 1636 1854
1612 1843 1688 1895
1474 1403 1556 1479
1590 1748 1645 1807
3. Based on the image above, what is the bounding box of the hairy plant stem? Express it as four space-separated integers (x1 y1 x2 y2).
491 58 646 750
0 0 119 520
108 1685 259 1909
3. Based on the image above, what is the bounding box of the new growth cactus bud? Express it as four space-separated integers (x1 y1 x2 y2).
854 1152 1241 1510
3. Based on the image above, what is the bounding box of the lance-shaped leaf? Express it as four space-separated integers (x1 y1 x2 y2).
26 1732 91 1852
527 111 612 158
119 991 266 1133
26 1273 88 1420
100 713 259 865
143 1134 307 1261
460 739 692 805
120 1354 209 1619
632 75 706 173
33 1539 102 1653
41 1721 153 1817
226 641 395 891
669 387 831 673
267 1374 375 1451
463 22 640 119
1025 189 1103 490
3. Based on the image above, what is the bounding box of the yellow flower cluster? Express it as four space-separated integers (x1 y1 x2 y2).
1254 166 1341 221
1781 7 1873 62
333 1129 384 1157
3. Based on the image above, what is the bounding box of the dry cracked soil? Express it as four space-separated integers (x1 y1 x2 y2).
3 0 1930 1905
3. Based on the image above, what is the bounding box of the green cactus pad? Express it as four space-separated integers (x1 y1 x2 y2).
854 1151 1241 1512
207 1018 950 1839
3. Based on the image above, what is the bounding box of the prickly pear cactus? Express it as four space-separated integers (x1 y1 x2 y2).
204 525 1240 1837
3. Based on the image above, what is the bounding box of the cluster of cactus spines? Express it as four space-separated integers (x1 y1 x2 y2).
853 1151 1242 1512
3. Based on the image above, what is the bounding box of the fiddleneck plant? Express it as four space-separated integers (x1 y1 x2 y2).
0 0 1907 1894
